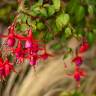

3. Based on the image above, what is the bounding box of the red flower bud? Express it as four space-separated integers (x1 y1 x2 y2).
79 42 89 53
7 38 16 47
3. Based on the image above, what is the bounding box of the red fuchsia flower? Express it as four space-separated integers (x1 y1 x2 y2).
12 41 25 63
72 56 83 66
0 24 16 47
24 29 40 48
24 29 35 48
28 54 40 69
79 42 89 53
31 43 41 54
3 58 16 76
65 67 86 87
0 58 16 80
27 42 40 56
0 57 4 79
73 67 86 87
40 51 53 60
0 24 26 47
40 45 53 60
0 57 3 65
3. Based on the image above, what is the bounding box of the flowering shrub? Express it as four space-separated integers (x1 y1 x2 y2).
0 0 96 87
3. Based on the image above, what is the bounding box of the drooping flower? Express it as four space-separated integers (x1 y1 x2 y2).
25 29 34 48
3 58 16 76
0 24 26 47
64 67 86 87
12 41 25 63
24 29 41 49
29 54 40 69
0 58 16 80
40 45 53 60
73 67 86 87
79 42 89 53
72 56 83 66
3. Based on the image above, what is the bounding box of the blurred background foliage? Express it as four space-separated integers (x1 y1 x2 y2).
0 0 96 96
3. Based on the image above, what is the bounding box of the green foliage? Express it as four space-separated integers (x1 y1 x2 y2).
51 43 62 51
75 6 85 22
56 13 70 31
87 32 95 46
47 5 55 16
52 0 60 11
1 0 96 51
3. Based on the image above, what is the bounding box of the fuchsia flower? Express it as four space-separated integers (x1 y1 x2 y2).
12 41 25 63
3 58 16 76
29 54 39 66
0 57 16 80
24 29 38 48
79 42 89 53
40 45 53 60
0 24 25 47
0 24 53 79
65 67 86 87
40 50 53 60
72 56 83 66
73 67 86 87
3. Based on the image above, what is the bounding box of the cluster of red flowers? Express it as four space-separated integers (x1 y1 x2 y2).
0 23 90 87
65 39 89 87
0 24 53 80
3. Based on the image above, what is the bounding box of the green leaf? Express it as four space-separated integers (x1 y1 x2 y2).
27 17 32 26
21 24 29 31
47 5 55 16
21 14 28 23
67 0 79 14
87 32 95 46
31 3 41 10
36 22 45 30
51 43 62 51
51 22 60 33
16 24 21 31
39 8 48 17
75 6 85 22
52 0 60 11
64 27 72 38
56 13 70 31
63 54 70 59
44 32 53 42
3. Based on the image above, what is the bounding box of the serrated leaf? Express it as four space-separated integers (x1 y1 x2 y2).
52 0 60 11
56 13 70 31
